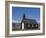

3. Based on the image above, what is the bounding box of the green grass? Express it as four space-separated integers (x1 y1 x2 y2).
12 28 40 31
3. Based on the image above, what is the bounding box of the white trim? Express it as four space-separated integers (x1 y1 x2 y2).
22 22 24 30
9 4 43 34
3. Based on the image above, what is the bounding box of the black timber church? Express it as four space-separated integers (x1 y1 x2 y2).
20 14 40 30
12 14 40 30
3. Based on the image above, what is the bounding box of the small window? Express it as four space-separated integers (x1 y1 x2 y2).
30 24 32 27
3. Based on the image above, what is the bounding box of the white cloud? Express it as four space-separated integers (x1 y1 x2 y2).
12 20 21 23
37 20 40 23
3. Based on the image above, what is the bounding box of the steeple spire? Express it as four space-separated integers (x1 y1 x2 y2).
23 13 25 20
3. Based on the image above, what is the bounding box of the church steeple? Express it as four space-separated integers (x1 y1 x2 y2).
23 13 25 20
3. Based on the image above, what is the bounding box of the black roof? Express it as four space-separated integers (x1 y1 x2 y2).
22 18 38 24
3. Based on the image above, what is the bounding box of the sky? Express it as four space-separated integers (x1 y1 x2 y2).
12 7 40 23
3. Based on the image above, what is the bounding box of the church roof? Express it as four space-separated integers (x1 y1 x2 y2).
22 18 38 24
22 13 38 24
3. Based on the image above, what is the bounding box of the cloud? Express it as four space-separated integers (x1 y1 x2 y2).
12 20 21 23
37 20 40 23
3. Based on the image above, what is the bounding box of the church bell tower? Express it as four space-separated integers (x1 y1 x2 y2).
23 13 25 20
